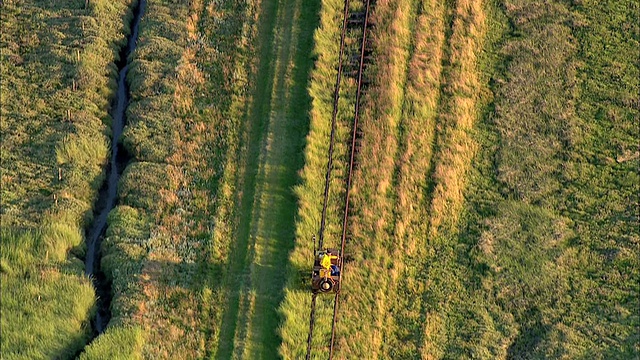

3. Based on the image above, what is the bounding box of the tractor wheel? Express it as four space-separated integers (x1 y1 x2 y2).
320 279 333 292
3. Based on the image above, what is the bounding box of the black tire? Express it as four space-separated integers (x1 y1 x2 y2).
319 279 333 292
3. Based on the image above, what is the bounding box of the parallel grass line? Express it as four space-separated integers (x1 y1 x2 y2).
331 0 420 357
428 0 486 237
383 0 448 357
415 0 487 357
278 0 360 357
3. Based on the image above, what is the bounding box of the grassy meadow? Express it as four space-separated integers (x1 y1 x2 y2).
1 0 135 358
281 0 638 358
453 0 640 357
96 0 322 356
1 0 637 358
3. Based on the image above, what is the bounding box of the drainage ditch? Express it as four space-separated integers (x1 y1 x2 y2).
84 0 145 336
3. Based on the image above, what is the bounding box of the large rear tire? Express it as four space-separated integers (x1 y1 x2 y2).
319 279 333 292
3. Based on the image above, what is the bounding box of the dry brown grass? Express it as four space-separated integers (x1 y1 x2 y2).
380 0 449 357
335 0 417 356
415 0 487 355
428 0 486 236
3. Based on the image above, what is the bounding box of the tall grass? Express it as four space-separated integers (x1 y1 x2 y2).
1 229 95 360
79 325 145 360
331 0 421 357
278 0 363 357
383 0 448 357
428 0 486 236
1 0 136 357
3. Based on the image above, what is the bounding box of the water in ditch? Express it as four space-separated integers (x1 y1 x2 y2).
84 0 146 335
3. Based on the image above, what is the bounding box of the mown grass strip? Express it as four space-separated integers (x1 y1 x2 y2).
228 0 320 356
212 0 280 354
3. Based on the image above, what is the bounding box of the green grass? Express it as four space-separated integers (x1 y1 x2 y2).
439 0 640 357
1 229 94 360
208 0 320 356
1 0 136 357
79 325 145 360
278 0 367 357
3 0 637 358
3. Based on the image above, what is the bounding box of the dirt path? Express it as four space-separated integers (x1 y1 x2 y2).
213 0 319 356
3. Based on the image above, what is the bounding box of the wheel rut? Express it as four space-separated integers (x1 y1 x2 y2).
213 0 318 356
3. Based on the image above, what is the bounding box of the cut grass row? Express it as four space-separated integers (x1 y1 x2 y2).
331 0 426 357
383 0 448 357
401 0 488 358
329 0 488 357
1 0 137 358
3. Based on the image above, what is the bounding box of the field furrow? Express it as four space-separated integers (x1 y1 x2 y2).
1 0 137 357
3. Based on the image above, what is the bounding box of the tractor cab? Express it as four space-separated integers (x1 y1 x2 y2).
312 248 341 294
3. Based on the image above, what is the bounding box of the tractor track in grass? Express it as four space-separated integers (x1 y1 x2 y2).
305 0 374 357
212 0 318 356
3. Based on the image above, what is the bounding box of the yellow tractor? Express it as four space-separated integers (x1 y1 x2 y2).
311 248 341 294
